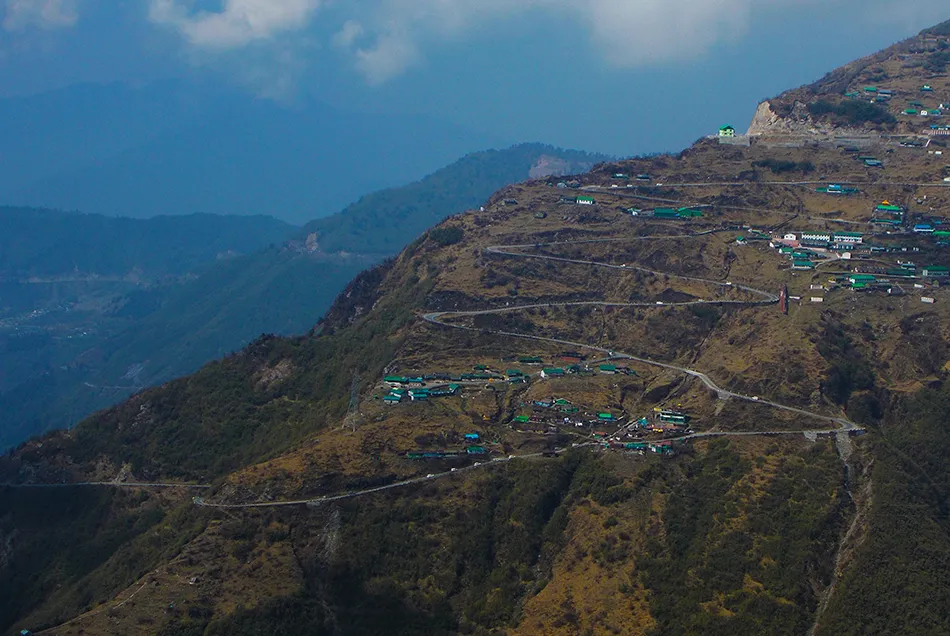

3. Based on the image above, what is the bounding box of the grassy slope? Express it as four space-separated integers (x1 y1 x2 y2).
7 26 950 632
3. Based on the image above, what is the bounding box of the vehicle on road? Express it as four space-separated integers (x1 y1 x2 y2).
751 396 760 401
426 474 435 478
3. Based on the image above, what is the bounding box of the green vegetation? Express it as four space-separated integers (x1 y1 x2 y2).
816 318 876 408
752 158 816 174
806 100 896 126
0 487 205 634
924 50 950 73
428 226 464 247
300 144 605 256
817 386 950 635
641 440 847 636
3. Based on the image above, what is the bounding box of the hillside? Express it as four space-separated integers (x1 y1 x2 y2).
0 144 604 450
749 19 950 137
4 19 950 636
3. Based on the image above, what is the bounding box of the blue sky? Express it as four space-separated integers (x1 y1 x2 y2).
1 1 949 156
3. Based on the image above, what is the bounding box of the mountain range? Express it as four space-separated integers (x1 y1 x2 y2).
0 144 605 450
0 80 505 223
5 17 950 636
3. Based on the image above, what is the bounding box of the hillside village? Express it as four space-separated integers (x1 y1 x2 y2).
4 18 950 636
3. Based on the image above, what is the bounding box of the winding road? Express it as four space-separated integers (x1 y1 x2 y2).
190 229 865 510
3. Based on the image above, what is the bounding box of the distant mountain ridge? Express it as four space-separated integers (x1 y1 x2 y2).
0 143 607 451
0 207 295 279
0 80 504 223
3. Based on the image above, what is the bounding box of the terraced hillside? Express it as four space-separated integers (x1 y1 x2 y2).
4 19 950 636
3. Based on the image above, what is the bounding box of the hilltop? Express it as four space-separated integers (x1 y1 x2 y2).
750 19 950 136
3 19 950 636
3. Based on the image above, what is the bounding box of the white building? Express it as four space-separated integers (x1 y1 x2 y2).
834 232 864 244
800 231 832 243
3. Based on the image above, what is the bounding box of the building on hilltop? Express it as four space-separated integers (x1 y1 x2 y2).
834 232 864 245
719 125 736 137
800 231 832 243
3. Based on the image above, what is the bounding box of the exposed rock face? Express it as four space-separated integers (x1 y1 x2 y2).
747 101 781 135
747 100 872 138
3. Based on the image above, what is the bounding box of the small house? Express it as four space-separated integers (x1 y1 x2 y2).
923 84 934 92
540 368 566 379
465 433 481 441
849 274 877 285
915 224 935 234
598 413 617 422
466 446 488 455
576 196 596 206
792 260 816 270
599 364 618 374
719 125 736 137
384 394 403 406
923 266 950 278
922 297 937 304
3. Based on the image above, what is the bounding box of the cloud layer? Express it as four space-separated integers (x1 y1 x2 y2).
148 0 323 49
21 0 939 87
3 0 77 31
142 0 785 83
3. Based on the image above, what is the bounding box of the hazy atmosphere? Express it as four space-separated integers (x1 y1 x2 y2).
2 1 948 155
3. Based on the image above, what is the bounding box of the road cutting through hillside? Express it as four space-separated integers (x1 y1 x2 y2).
425 237 857 432
187 232 863 510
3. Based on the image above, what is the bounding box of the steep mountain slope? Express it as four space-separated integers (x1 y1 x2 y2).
0 81 503 223
749 19 950 136
4 19 950 636
1 144 604 450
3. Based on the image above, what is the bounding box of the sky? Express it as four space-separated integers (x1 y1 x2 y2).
1 0 949 156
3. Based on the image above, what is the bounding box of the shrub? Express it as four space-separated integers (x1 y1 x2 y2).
429 226 464 246
807 100 895 126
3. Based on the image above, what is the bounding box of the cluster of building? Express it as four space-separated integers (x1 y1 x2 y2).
511 397 625 435
816 184 861 195
406 433 489 461
602 440 676 455
383 369 512 405
628 206 705 219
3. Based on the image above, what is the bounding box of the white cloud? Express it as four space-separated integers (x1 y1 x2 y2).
332 20 364 50
336 0 795 82
3 0 77 32
149 0 323 49
146 0 826 84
